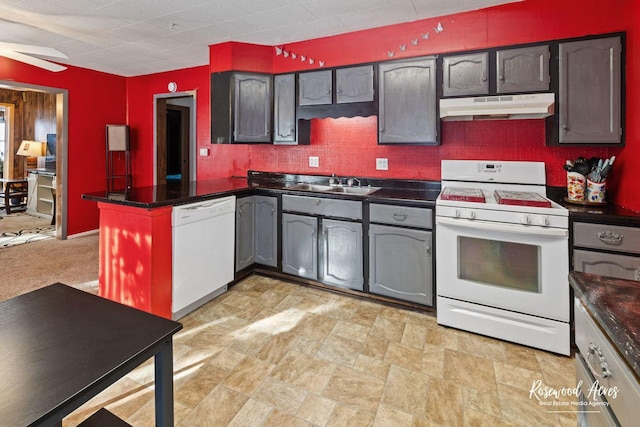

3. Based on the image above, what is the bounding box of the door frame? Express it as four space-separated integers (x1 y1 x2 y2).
153 91 196 186
0 80 68 239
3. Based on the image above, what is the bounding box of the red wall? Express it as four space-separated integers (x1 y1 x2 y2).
0 58 126 235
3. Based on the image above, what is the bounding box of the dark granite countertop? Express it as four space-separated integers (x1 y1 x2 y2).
82 171 441 209
569 271 640 379
548 186 640 226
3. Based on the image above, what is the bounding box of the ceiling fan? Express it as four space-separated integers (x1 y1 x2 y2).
0 41 67 72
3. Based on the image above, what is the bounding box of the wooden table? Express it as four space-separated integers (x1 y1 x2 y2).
0 178 28 214
0 283 183 426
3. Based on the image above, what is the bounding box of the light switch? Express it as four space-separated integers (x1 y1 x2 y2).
376 158 389 170
309 156 319 167
199 148 209 156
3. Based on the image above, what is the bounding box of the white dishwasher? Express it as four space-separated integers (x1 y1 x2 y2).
172 195 236 319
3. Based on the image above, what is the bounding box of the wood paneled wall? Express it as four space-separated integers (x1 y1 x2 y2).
0 88 56 178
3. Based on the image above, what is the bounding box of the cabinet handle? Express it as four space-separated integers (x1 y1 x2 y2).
634 268 640 282
316 199 322 206
561 120 568 136
392 211 408 222
596 231 623 245
498 72 504 81
587 343 611 378
425 243 431 257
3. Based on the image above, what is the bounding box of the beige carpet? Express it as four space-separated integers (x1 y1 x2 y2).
0 233 99 301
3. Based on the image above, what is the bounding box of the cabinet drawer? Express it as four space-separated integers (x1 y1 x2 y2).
574 298 640 427
370 204 432 229
573 249 640 281
573 222 640 254
282 195 362 220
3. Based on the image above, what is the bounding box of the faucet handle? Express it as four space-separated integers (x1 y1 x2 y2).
347 177 361 187
329 173 337 185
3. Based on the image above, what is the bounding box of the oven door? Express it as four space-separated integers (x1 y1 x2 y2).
436 216 568 321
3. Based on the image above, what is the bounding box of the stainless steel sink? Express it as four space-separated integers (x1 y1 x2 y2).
288 183 380 195
326 186 381 195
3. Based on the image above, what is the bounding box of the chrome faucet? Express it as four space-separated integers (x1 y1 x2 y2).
347 177 361 187
329 174 342 186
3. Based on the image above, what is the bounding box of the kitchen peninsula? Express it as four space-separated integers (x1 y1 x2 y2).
83 172 441 319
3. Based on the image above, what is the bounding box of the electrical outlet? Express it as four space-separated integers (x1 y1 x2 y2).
376 158 389 170
309 156 319 167
199 148 209 156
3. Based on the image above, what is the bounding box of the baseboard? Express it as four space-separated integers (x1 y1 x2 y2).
67 228 99 239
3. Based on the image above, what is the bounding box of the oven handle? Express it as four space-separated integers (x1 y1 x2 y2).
436 217 568 238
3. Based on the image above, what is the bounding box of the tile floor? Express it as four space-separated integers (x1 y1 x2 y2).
65 275 577 426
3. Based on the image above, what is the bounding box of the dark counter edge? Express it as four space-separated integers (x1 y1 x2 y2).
569 271 640 381
82 171 443 209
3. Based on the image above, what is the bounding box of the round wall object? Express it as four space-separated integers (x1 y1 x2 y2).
168 82 177 92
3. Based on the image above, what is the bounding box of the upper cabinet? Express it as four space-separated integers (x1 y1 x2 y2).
299 70 332 106
273 73 297 145
442 52 489 97
557 36 622 145
335 65 375 104
211 72 273 144
496 45 550 93
378 57 438 145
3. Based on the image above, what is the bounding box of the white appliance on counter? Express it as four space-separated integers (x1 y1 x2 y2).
172 195 236 320
436 160 570 355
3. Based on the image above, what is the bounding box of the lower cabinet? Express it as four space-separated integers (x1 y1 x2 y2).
282 213 364 290
572 221 640 281
368 203 434 306
282 195 364 291
235 195 278 272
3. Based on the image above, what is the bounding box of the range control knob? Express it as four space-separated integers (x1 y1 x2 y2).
466 210 476 220
537 216 549 226
520 215 531 225
453 209 461 218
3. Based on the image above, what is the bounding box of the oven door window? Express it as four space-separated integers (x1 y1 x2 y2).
458 236 540 293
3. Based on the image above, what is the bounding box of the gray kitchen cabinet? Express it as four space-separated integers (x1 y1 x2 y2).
282 213 318 280
335 65 374 104
236 195 278 272
558 36 622 144
496 45 550 93
378 57 438 144
273 73 297 144
442 52 489 97
368 203 433 306
255 196 278 267
211 71 273 144
299 70 332 105
282 194 364 289
572 221 640 281
321 219 364 290
236 196 255 271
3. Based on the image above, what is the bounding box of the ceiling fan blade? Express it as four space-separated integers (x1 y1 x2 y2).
0 42 68 59
0 48 67 72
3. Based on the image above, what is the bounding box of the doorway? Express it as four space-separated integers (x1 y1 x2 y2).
154 93 196 186
0 82 68 239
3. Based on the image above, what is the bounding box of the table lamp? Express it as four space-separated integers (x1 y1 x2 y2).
16 140 44 170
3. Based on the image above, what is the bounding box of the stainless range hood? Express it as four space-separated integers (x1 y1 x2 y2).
439 93 555 121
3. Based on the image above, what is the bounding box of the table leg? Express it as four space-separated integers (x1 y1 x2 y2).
155 337 174 426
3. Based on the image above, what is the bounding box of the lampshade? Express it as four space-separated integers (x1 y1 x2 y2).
16 140 44 157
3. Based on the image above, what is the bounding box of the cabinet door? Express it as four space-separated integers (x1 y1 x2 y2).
273 74 297 144
369 224 433 305
282 213 318 280
254 196 278 267
574 250 640 281
559 37 622 144
336 65 374 104
234 73 272 143
321 219 363 291
27 173 38 214
299 70 332 105
442 52 489 97
235 196 255 271
378 57 438 144
497 45 550 93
